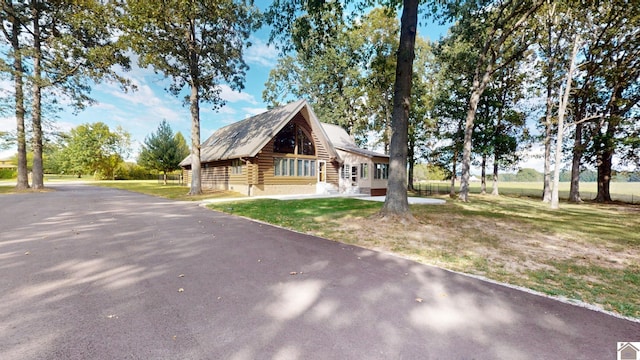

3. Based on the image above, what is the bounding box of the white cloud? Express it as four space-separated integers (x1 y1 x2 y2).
0 116 14 132
219 84 257 104
245 37 279 67
242 107 267 118
108 81 163 108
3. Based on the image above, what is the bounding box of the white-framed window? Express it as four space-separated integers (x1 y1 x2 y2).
231 159 242 174
274 158 316 177
341 164 350 179
374 163 389 179
360 163 368 179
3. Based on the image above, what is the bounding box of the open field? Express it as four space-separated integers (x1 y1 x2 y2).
208 195 640 319
416 181 640 204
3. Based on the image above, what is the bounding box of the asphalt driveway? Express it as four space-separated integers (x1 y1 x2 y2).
1 184 638 359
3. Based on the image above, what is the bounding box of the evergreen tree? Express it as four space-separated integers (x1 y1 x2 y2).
138 120 189 185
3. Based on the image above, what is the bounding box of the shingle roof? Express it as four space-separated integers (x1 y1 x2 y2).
180 100 341 166
320 123 388 159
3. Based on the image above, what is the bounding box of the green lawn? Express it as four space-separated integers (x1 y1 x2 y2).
92 180 244 201
209 195 640 319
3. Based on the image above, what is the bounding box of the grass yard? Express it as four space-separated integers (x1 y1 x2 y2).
208 195 640 319
93 180 244 201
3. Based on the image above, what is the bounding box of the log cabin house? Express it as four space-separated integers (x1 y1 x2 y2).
180 99 389 197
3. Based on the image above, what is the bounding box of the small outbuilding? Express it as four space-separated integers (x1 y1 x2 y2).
180 99 388 197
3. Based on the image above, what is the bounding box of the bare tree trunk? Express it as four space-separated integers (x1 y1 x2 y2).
407 134 415 192
163 171 168 186
31 0 44 189
568 121 583 202
595 150 613 202
542 86 553 202
551 35 580 209
189 83 202 195
7 5 29 190
380 0 417 219
480 155 486 195
541 1 556 203
449 151 457 198
459 85 483 202
595 112 622 203
491 158 499 196
187 18 202 196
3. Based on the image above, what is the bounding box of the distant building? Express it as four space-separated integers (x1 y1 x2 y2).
0 158 16 169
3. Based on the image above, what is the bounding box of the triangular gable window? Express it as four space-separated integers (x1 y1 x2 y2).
273 123 315 155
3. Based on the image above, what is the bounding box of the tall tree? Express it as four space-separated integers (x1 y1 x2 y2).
378 0 418 218
123 0 258 195
581 0 640 203
1 0 29 189
550 34 581 209
25 0 131 189
138 120 190 185
266 0 423 219
532 0 573 202
452 0 543 202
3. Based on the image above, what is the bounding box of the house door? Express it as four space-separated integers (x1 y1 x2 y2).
318 160 326 183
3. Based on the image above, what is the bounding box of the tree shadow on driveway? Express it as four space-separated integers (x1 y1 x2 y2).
0 184 637 359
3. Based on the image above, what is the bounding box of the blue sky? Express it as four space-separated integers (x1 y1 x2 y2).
0 7 455 163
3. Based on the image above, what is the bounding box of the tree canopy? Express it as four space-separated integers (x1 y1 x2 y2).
122 0 259 195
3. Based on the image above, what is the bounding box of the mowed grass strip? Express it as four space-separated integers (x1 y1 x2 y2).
93 180 244 201
208 195 640 319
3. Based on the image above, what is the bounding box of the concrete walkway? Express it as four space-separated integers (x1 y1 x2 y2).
1 184 637 359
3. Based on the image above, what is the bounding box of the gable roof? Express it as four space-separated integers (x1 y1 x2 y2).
180 99 339 166
321 123 388 159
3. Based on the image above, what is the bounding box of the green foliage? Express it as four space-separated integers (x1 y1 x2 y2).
122 0 259 109
0 168 16 179
413 163 448 181
499 168 543 182
263 7 372 142
115 163 156 180
58 122 131 179
138 120 189 177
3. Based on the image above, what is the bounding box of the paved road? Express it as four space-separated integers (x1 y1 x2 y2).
1 184 638 359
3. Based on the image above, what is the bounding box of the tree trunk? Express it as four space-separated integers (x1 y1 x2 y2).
541 2 555 203
480 154 486 195
542 83 553 202
187 18 202 196
8 7 29 190
163 171 168 186
449 150 457 198
407 134 415 192
188 83 202 195
568 121 583 202
551 35 580 209
595 150 613 202
458 84 484 202
380 0 417 219
491 157 499 196
595 93 622 202
31 0 44 189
